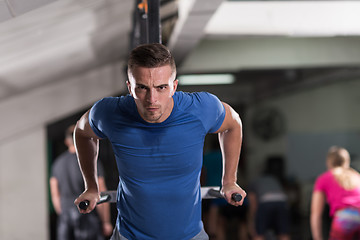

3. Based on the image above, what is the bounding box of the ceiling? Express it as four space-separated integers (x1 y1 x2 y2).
0 0 133 100
1 0 360 105
0 0 56 21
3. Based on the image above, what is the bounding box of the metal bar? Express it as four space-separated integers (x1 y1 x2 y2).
79 187 241 210
148 0 161 43
139 0 149 44
130 0 149 49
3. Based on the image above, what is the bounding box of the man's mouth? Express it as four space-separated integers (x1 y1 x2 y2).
146 106 158 112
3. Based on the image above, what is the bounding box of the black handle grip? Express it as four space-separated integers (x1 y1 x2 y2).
79 200 89 210
208 189 242 202
78 195 111 210
231 192 242 202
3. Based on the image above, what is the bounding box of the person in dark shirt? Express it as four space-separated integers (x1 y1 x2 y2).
248 157 290 240
50 124 113 240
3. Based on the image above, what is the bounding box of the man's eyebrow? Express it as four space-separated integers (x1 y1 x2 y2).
136 83 169 88
135 83 148 87
155 84 169 88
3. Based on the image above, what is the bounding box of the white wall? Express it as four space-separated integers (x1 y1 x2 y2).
245 78 360 214
0 127 47 239
0 62 126 240
246 78 360 180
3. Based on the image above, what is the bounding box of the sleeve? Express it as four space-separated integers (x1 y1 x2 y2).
89 97 118 139
50 162 58 178
313 172 327 193
51 157 61 179
195 92 226 133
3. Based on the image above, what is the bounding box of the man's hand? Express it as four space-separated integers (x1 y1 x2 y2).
74 190 100 213
221 182 246 207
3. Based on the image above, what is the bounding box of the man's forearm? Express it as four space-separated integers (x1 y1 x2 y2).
74 111 104 213
74 128 100 191
219 125 242 185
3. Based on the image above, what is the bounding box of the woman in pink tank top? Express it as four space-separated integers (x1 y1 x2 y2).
311 146 360 240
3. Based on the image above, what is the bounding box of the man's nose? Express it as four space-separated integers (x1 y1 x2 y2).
146 88 157 103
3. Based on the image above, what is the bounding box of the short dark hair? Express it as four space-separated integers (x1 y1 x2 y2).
127 43 176 77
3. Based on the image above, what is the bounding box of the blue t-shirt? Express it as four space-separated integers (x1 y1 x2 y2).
89 91 225 240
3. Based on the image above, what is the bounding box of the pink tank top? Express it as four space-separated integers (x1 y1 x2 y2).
314 170 360 216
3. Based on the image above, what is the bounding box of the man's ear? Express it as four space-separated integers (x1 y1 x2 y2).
172 79 178 95
126 81 132 96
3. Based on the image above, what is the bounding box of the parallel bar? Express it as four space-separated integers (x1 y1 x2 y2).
79 187 242 210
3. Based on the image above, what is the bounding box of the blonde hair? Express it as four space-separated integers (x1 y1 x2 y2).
327 146 350 168
327 146 360 190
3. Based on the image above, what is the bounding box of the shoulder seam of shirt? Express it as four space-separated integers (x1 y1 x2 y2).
174 92 207 132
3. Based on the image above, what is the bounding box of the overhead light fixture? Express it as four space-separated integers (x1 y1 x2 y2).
178 74 235 85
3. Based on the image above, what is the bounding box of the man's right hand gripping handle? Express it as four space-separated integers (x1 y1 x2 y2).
74 191 100 213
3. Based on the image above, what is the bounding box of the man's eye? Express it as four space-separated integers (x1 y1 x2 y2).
158 86 167 90
137 86 147 90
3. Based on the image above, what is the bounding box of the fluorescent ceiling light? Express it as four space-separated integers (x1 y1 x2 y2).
178 74 235 85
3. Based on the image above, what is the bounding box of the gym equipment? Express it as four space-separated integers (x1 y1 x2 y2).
79 187 242 210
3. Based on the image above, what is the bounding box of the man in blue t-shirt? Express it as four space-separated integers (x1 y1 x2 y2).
74 43 246 240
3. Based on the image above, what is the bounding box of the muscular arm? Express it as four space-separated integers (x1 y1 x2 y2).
310 191 326 240
73 110 102 213
215 102 246 205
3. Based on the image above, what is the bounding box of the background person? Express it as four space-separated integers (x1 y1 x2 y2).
50 125 113 240
201 137 249 240
310 146 360 240
247 157 290 240
73 43 246 240
201 142 228 240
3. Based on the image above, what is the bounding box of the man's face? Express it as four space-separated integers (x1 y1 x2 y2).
127 65 178 123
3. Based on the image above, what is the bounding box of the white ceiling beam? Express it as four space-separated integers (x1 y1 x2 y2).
206 1 360 37
167 0 224 66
